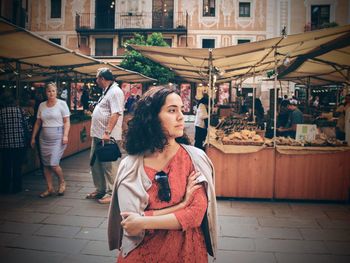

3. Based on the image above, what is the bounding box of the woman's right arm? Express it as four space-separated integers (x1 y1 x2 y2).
30 118 42 148
145 171 202 216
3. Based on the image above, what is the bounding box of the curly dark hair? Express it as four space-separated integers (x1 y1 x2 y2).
125 86 190 155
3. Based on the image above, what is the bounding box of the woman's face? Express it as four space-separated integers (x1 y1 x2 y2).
158 93 185 139
46 85 57 100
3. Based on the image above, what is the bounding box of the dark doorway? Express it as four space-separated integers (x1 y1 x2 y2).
95 0 115 29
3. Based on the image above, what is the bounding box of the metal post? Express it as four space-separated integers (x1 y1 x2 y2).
273 49 278 147
16 62 21 101
252 67 256 123
206 49 213 147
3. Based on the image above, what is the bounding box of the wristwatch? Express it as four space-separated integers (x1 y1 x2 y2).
104 130 111 135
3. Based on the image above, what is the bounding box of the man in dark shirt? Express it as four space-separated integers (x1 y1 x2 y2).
277 100 303 138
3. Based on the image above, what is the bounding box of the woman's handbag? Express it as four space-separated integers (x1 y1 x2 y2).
95 137 122 162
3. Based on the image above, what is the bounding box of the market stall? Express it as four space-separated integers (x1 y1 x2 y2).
130 25 350 201
207 123 350 201
207 141 274 199
274 146 350 201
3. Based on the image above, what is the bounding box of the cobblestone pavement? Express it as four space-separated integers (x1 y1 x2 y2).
1 122 350 262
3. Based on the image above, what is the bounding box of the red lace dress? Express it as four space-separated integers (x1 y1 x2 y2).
117 146 208 263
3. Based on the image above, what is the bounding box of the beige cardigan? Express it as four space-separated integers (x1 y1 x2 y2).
107 144 218 259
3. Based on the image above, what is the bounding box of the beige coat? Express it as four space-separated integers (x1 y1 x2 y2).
107 144 218 259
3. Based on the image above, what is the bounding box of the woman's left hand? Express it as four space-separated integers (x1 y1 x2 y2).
62 136 68 144
120 212 144 236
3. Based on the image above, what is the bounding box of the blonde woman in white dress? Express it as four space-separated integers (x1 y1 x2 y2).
31 83 70 198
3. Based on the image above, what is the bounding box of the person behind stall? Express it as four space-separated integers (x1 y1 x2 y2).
277 99 290 129
313 96 320 108
290 95 298 105
277 100 303 138
335 94 350 140
125 94 136 114
107 86 217 262
194 93 209 150
81 86 90 111
0 91 30 194
30 83 71 198
253 98 265 130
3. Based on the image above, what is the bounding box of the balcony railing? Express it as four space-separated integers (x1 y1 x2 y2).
76 12 188 31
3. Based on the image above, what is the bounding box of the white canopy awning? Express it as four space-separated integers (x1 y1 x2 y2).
0 18 155 83
129 25 350 85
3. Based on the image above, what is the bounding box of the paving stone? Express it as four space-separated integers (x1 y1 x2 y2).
66 207 108 217
0 232 19 246
231 201 291 210
55 198 103 209
0 246 10 256
325 211 350 220
218 236 255 251
0 211 49 224
65 174 92 182
325 241 350 255
99 219 108 229
273 208 329 219
81 240 116 257
317 218 350 229
0 221 42 235
221 223 302 239
75 227 108 241
219 207 274 217
21 195 60 206
289 203 349 212
35 224 81 238
7 235 88 254
216 250 277 263
300 229 350 241
2 248 64 263
77 186 96 194
219 215 259 226
255 239 328 254
258 217 319 228
62 192 92 199
43 214 105 228
21 203 73 214
275 253 350 263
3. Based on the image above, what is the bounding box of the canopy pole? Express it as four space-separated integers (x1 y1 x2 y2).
206 49 213 148
273 49 278 147
252 67 256 123
16 62 21 101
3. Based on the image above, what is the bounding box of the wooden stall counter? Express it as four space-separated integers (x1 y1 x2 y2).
207 140 275 198
62 119 92 158
274 146 350 201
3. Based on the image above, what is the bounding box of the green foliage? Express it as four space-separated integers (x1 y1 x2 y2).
121 33 175 84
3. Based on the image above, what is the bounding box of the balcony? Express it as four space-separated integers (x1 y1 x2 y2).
76 12 188 33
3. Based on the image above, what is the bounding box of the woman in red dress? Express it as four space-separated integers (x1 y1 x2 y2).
107 86 217 262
